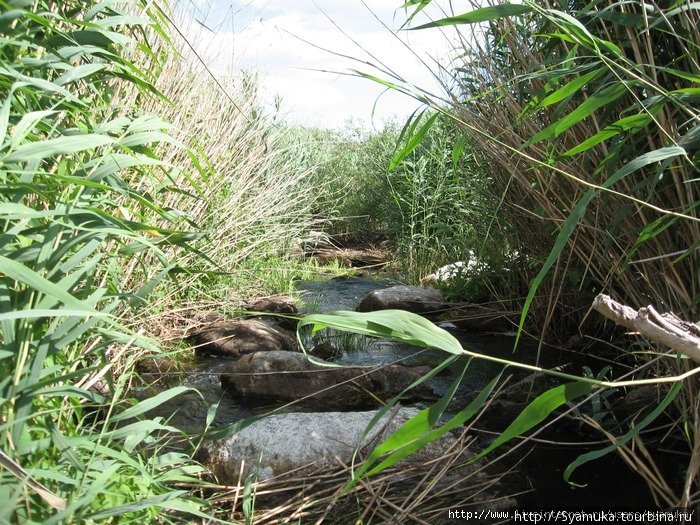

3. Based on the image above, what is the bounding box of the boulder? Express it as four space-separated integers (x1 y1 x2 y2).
199 408 516 514
244 296 299 330
200 408 430 482
220 351 432 409
356 285 448 318
246 296 298 316
187 319 297 357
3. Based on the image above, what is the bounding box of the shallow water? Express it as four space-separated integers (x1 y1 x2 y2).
182 273 656 508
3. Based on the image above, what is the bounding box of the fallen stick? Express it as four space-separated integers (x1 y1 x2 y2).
592 294 700 363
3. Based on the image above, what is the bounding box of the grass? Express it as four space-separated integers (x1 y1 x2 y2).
0 0 333 521
353 0 700 508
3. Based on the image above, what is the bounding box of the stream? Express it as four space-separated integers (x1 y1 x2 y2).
171 274 655 510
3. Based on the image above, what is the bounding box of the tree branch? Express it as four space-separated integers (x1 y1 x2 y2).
592 294 700 363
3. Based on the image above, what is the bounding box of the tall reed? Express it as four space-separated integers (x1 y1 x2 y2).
391 0 699 506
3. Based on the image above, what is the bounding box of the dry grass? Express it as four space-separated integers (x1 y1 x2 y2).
204 429 520 524
426 0 699 507
113 4 325 315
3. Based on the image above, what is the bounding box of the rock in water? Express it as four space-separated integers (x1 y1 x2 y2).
199 407 516 514
187 319 297 357
356 285 448 318
220 351 432 409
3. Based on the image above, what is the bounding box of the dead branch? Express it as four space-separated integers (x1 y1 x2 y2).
592 294 700 363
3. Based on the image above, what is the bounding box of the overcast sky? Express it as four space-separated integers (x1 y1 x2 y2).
176 0 462 130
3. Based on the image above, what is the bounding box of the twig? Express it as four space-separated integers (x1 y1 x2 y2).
592 294 700 363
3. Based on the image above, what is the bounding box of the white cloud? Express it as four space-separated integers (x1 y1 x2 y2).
174 0 462 129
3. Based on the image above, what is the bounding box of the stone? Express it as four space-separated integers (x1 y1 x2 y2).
244 296 299 330
135 357 190 388
199 408 430 482
198 408 516 515
307 340 338 361
220 351 432 409
187 319 297 357
356 285 448 318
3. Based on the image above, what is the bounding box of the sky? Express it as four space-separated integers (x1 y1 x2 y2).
175 0 463 130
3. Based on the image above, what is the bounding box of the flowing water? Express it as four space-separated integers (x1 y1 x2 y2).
178 273 657 509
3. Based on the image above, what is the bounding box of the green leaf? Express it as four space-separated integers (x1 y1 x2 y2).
54 63 106 85
534 68 604 110
472 382 592 461
85 491 190 520
389 111 438 170
564 382 682 483
111 387 197 422
4 134 115 163
10 110 57 149
411 4 533 29
0 255 104 315
524 82 630 147
562 113 655 157
0 309 108 322
298 309 463 355
357 369 504 481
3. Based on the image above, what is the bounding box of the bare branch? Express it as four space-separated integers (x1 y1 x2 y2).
592 294 700 363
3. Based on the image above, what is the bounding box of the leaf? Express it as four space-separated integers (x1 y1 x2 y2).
562 113 655 157
85 491 190 520
390 111 438 170
0 449 66 510
356 369 504 481
534 68 604 110
298 309 463 355
10 110 57 149
110 387 197 422
410 4 533 29
0 309 108 322
564 382 682 483
524 82 630 147
471 382 592 462
0 255 105 315
4 134 115 163
54 63 106 86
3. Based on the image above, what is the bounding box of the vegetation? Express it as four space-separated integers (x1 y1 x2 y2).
323 0 699 510
0 0 323 521
1 0 698 521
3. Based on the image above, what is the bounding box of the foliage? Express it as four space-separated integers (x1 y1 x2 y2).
0 0 328 521
377 0 699 507
286 121 399 240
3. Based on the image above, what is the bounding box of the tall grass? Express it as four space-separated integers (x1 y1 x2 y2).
0 0 325 521
0 1 214 520
365 0 699 507
117 7 323 316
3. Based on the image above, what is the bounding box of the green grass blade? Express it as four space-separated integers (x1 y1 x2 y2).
564 382 682 484
411 4 533 29
111 386 198 423
534 68 604 110
298 309 463 354
4 134 115 163
390 111 437 171
0 255 105 315
470 382 592 462
358 370 504 481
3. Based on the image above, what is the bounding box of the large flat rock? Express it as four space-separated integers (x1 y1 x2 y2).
200 408 428 482
220 350 432 409
357 285 448 317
